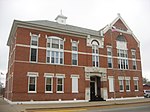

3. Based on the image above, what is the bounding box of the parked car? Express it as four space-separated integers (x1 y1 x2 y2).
144 90 150 98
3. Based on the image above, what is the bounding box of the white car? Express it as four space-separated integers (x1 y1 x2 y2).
144 90 150 98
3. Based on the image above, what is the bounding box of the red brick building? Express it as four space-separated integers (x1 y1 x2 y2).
5 13 143 103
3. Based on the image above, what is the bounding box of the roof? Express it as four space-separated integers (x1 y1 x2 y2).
7 20 102 46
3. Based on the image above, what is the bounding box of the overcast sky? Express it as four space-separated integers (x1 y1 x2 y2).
0 0 150 86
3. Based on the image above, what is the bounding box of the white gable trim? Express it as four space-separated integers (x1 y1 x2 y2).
102 14 140 47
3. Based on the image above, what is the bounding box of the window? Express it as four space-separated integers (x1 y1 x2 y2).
132 60 137 70
45 77 53 93
116 35 128 70
30 34 39 62
71 75 79 93
72 41 78 51
118 59 128 69
131 50 136 59
107 47 113 68
27 72 38 93
72 53 78 65
107 47 112 56
131 50 137 70
72 41 78 65
119 79 124 92
134 78 139 91
108 76 114 92
47 37 64 49
31 35 38 46
46 36 64 64
92 45 99 67
56 74 65 93
30 48 37 62
108 57 112 68
125 80 130 91
57 78 64 92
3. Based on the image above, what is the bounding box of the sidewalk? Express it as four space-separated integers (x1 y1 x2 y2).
0 97 150 112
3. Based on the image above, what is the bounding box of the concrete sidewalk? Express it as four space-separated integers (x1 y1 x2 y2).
1 97 150 112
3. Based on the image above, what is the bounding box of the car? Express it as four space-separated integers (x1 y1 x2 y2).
144 90 150 98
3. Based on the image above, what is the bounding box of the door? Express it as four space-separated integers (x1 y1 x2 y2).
90 81 95 101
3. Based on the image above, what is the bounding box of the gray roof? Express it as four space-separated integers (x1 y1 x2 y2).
26 20 100 36
7 20 102 46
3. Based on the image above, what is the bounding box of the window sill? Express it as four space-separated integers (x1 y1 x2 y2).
45 91 53 93
72 91 79 93
28 91 37 93
119 90 124 92
56 91 64 93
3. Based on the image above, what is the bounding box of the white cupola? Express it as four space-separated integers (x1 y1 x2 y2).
55 10 67 25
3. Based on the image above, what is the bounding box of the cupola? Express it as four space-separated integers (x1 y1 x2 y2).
55 10 67 25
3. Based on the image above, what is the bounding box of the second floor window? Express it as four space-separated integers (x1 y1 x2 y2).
46 36 64 65
47 37 64 49
30 34 39 62
117 49 128 69
107 47 113 68
92 40 99 67
72 41 78 65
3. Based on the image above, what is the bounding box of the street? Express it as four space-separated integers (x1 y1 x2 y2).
27 102 150 112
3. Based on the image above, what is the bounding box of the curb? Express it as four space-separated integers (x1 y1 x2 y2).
26 100 150 111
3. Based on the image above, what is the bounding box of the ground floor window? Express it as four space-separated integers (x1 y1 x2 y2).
119 79 124 92
71 75 79 93
27 72 38 93
108 76 114 92
56 74 65 93
134 77 139 91
125 80 130 92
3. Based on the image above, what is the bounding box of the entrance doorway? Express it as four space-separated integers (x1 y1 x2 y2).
90 76 104 101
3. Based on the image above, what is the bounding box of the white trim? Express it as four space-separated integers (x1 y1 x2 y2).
44 73 54 77
4 98 88 104
106 96 144 101
27 72 39 77
102 14 140 46
15 44 142 61
56 74 65 78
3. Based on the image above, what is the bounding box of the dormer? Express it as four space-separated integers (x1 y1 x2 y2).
55 11 67 25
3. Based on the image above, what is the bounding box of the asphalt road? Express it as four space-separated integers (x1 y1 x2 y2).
28 102 150 112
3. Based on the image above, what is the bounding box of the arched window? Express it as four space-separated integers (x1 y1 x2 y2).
116 35 128 69
116 35 126 42
92 40 99 67
46 36 64 64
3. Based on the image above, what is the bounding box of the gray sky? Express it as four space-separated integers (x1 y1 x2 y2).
0 0 150 86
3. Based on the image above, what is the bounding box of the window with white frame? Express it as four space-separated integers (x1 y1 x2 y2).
72 41 78 65
44 73 54 93
116 35 128 70
107 47 113 68
56 74 65 93
108 76 114 92
117 49 128 70
107 47 112 56
92 40 99 67
134 77 139 91
46 36 64 64
71 75 79 93
27 72 38 93
125 79 130 92
119 80 124 92
131 50 137 70
30 33 39 62
118 77 124 92
131 50 136 59
132 60 137 70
